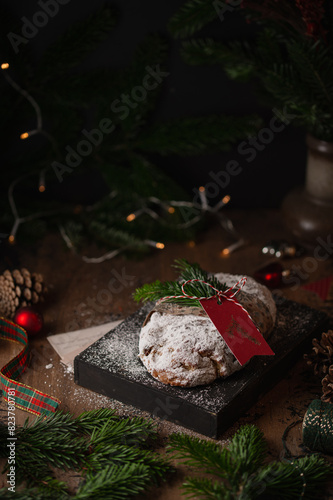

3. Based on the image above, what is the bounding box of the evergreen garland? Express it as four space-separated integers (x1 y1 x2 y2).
1 411 331 498
169 0 333 142
168 0 219 39
0 408 171 499
134 258 227 307
0 4 260 257
168 424 332 499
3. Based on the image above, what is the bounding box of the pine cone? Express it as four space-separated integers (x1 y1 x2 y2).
304 330 333 376
322 365 333 403
0 268 46 319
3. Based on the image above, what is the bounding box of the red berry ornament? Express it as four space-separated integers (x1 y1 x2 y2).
253 262 291 288
13 307 43 336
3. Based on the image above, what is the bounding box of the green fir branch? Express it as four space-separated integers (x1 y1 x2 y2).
168 424 332 500
168 433 232 479
88 416 157 448
36 5 117 81
134 259 227 306
0 3 266 254
87 442 170 481
75 463 151 499
168 0 220 38
86 221 149 254
227 424 267 477
75 408 118 434
170 1 333 140
0 409 171 498
15 412 86 472
182 477 231 500
181 38 256 82
0 489 67 500
136 115 262 156
243 455 332 499
285 39 333 107
133 279 189 304
125 153 187 199
173 258 224 292
115 34 169 134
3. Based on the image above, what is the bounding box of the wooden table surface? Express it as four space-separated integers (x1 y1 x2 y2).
1 209 333 498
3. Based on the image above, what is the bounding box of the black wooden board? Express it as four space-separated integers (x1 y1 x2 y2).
74 299 328 438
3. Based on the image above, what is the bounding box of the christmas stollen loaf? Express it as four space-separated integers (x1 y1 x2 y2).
138 273 276 387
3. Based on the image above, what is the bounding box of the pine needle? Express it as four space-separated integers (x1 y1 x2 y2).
168 434 232 479
168 0 220 38
0 409 171 498
227 425 267 476
75 463 151 499
169 1 333 141
168 424 332 499
136 115 261 156
36 5 117 80
75 408 118 434
134 258 227 307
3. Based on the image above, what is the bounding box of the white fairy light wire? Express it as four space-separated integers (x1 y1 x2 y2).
2 63 245 260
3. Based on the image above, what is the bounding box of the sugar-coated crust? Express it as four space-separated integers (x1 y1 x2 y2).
139 312 241 386
139 273 277 387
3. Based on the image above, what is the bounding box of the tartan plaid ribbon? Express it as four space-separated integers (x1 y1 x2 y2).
0 317 61 415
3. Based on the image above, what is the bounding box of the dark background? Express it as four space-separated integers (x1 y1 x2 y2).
1 0 307 208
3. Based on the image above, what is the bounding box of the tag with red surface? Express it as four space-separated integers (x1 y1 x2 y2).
157 276 275 366
199 297 275 365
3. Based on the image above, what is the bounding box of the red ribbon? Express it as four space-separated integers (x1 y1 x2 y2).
157 278 274 364
157 277 247 305
0 317 61 416
157 276 261 339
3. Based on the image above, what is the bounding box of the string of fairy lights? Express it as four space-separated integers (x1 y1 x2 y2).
1 61 245 262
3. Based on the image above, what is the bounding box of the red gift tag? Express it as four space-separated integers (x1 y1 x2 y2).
199 297 274 365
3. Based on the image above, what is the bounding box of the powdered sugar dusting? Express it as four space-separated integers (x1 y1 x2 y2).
139 312 241 387
78 303 153 383
75 298 327 415
138 273 277 387
77 274 276 392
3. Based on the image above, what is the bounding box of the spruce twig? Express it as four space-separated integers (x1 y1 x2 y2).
0 489 67 500
0 409 171 498
75 463 151 499
168 424 332 499
1 5 261 254
168 0 220 38
136 115 262 156
36 5 117 80
133 258 227 307
168 433 233 479
169 0 333 142
75 408 118 433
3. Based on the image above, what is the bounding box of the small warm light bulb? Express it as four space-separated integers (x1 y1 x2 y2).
199 186 205 192
126 213 136 222
20 132 29 140
73 205 83 214
39 169 46 192
156 242 165 249
1 63 9 70
221 248 230 257
222 195 231 205
8 235 15 244
168 206 175 214
187 240 196 248
221 239 246 257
